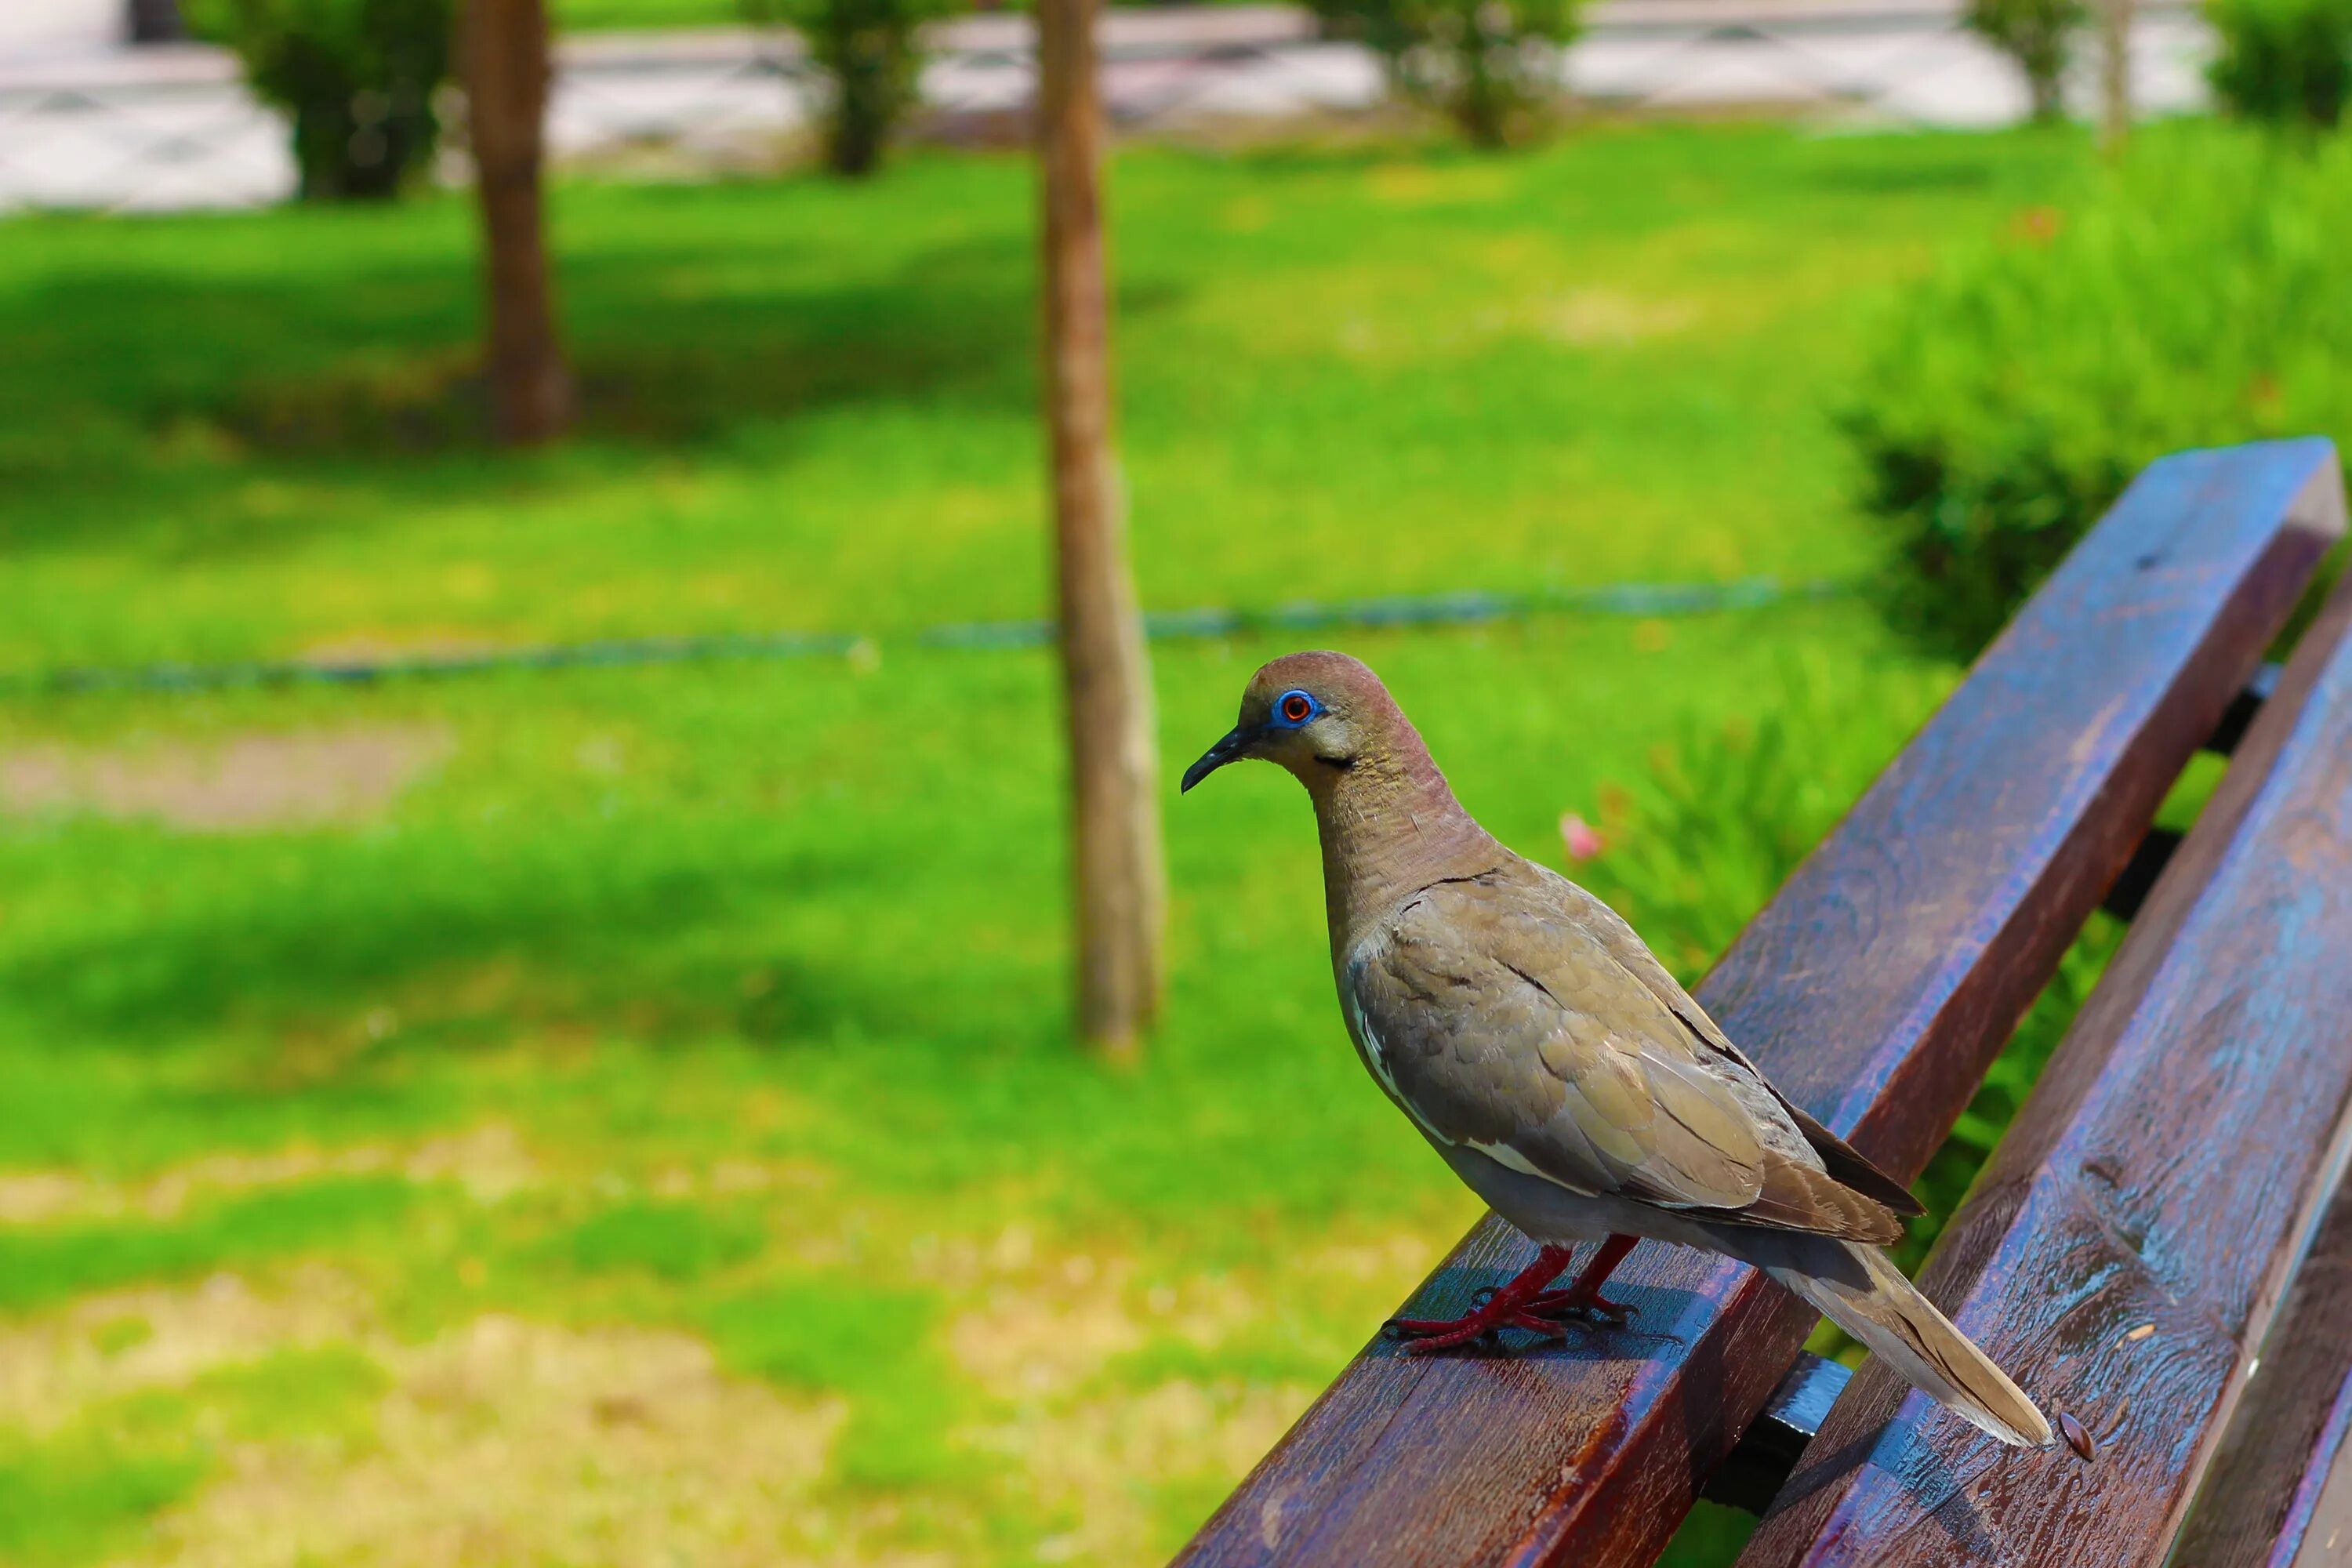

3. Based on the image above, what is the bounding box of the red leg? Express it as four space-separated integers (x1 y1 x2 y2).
1525 1233 1640 1325
1385 1243 1576 1352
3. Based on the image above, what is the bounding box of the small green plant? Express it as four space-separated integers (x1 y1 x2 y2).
1309 0 1584 147
1965 0 2085 122
187 0 452 200
2207 0 2352 130
742 0 948 176
1570 660 1954 985
1846 128 2352 657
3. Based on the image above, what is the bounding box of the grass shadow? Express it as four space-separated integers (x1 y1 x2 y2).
0 830 884 1055
0 214 1181 557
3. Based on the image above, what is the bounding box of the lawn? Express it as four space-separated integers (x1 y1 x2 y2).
0 123 2097 1566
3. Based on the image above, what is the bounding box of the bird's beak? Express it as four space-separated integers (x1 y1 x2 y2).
1181 726 1254 793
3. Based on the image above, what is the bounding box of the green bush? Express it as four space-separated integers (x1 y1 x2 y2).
1965 0 2085 121
1846 128 2352 656
743 0 949 176
1573 659 1953 985
2208 0 2352 129
189 0 452 201
1308 0 1584 147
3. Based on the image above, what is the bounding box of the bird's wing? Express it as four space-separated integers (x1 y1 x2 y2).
1352 877 1901 1242
1538 869 1926 1220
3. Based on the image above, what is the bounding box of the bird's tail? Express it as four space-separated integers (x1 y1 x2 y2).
1718 1229 2052 1448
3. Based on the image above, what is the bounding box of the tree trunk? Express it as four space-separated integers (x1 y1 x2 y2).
125 0 184 45
2098 0 2133 154
1036 0 1165 1058
463 0 574 445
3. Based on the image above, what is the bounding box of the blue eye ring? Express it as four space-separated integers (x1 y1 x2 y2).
1272 688 1320 728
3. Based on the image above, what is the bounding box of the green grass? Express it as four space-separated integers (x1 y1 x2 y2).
0 1178 412 1313
0 124 2104 1566
554 0 742 28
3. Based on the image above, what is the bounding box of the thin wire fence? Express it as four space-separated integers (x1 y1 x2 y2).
0 576 1846 698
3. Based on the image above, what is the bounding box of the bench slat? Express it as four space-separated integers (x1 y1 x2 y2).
1173 438 2344 1568
1737 461 2352 1568
2169 1168 2352 1568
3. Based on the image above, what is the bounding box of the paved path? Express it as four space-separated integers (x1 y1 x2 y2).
0 0 2211 212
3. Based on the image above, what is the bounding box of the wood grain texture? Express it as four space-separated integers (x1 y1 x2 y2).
1171 440 2346 1568
1737 456 2352 1568
2172 1170 2352 1568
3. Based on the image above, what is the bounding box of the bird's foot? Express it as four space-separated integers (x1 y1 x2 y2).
1383 1301 1569 1352
1521 1286 1636 1328
1379 1243 1582 1354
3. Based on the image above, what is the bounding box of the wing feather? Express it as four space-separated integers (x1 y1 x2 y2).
1349 872 1910 1241
1532 869 1927 1220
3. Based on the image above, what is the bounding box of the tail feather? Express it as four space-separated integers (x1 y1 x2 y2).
1715 1229 2052 1448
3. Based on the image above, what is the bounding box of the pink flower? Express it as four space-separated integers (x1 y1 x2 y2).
1559 811 1606 862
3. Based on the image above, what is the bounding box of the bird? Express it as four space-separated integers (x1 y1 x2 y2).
1179 650 2053 1449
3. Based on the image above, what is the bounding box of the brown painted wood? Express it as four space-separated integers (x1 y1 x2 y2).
1036 0 1164 1056
2172 1168 2352 1568
1171 440 2345 1568
1737 460 2352 1568
462 0 573 445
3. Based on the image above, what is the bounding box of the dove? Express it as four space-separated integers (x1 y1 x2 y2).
1180 650 2052 1448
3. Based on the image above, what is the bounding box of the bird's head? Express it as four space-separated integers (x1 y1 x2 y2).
1179 650 1398 793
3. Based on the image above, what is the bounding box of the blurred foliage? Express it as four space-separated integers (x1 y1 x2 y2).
2208 0 2352 129
1965 0 2085 122
1308 0 1585 145
1846 126 2352 657
1573 656 1955 985
186 0 452 200
741 0 953 177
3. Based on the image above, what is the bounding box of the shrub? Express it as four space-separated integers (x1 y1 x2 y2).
1846 128 2352 657
743 0 949 176
1309 0 1584 147
1571 658 1955 987
2207 0 2352 129
1964 0 2086 122
188 0 452 201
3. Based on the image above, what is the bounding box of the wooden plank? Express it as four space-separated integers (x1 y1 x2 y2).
2171 1170 2352 1568
1737 471 2352 1568
2288 1423 2352 1568
1172 439 2344 1568
1705 1353 1857 1515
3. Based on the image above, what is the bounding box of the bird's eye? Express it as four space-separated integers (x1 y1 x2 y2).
1279 691 1315 724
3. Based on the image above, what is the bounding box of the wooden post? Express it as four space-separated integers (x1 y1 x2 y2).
125 0 184 45
463 0 574 446
1036 0 1165 1057
2097 0 2133 154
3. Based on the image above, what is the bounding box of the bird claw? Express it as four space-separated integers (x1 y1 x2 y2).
1383 1306 1571 1353
1522 1288 1637 1328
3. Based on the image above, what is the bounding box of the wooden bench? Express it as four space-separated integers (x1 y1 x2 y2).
1171 439 2352 1568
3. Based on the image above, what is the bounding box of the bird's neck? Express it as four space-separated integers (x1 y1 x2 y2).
1303 746 1504 960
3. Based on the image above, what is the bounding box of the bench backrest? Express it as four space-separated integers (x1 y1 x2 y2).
1171 439 2350 1568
